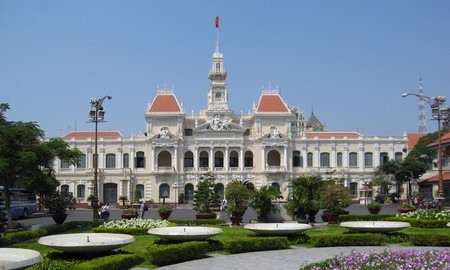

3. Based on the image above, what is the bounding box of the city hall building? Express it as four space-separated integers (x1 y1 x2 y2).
54 40 408 207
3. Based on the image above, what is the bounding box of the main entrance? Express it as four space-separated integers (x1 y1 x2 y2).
103 183 118 205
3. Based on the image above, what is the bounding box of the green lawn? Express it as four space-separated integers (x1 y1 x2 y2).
7 224 450 269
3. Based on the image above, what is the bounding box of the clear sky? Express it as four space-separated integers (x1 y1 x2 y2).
1 1 449 138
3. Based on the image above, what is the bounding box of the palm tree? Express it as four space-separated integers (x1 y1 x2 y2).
250 185 283 222
286 174 323 222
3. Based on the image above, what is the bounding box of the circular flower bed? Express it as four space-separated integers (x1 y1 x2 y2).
99 218 169 229
302 249 450 270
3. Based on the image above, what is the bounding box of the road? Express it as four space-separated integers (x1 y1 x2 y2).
16 203 403 227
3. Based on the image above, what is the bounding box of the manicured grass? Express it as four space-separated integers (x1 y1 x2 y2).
7 223 450 269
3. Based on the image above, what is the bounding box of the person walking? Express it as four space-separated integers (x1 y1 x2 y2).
139 200 145 218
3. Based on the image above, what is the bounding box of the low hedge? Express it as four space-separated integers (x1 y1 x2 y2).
223 236 290 254
170 219 226 226
310 233 387 247
74 254 144 270
92 227 149 235
385 217 448 228
410 233 450 246
147 241 209 266
0 221 82 247
338 214 395 222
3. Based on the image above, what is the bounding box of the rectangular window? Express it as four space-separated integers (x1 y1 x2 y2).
77 185 85 199
78 154 86 168
320 153 330 167
106 154 116 168
244 129 251 136
61 159 69 169
307 153 313 167
349 152 358 167
337 153 342 167
365 153 373 167
184 129 193 136
293 151 301 167
136 152 145 168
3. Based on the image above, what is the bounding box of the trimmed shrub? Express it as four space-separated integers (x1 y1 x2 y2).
74 254 143 270
147 241 209 266
385 217 448 228
410 233 450 246
310 233 387 247
223 236 290 254
338 214 395 222
170 219 225 226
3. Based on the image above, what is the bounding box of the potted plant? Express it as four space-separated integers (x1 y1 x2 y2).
193 172 221 219
367 201 382 214
121 207 138 219
225 180 254 225
119 196 128 208
397 202 416 213
250 185 282 222
157 205 173 220
44 191 75 224
319 181 351 224
286 175 323 223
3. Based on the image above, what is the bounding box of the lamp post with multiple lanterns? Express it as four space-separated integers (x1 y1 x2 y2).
88 95 112 221
402 93 448 209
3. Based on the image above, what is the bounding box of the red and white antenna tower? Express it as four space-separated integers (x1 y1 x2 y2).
418 78 427 133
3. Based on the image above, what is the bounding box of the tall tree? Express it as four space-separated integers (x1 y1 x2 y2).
0 103 80 223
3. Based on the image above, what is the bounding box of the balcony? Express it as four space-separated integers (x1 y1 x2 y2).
155 166 175 174
265 166 286 173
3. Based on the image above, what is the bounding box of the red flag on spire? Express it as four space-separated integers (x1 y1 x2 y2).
215 16 219 28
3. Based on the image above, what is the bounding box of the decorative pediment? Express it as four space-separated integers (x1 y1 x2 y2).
194 122 245 132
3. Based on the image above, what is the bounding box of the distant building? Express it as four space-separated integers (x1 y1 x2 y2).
54 40 408 207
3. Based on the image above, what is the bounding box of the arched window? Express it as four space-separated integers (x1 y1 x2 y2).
215 183 225 201
78 154 86 168
77 185 85 199
184 151 193 168
307 152 313 167
320 153 330 167
271 182 281 194
123 153 129 168
229 151 239 168
380 152 389 165
293 151 301 167
337 152 343 167
267 150 281 166
157 150 172 167
350 182 358 196
244 151 253 167
159 184 170 201
349 152 358 167
136 151 145 168
61 185 69 194
199 151 209 167
136 184 144 201
214 151 224 167
365 153 373 167
106 153 116 168
395 152 403 161
216 63 220 72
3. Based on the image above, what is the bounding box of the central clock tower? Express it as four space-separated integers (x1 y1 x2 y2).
207 41 229 111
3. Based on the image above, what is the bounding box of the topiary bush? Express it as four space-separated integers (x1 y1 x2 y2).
410 233 450 246
310 233 387 247
74 254 144 270
385 217 448 228
147 241 209 266
170 219 225 226
338 214 395 222
223 236 290 254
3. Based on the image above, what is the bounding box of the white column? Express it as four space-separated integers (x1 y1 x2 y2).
174 146 178 172
151 147 155 171
261 145 266 171
331 146 337 167
343 145 349 167
209 147 214 171
99 146 105 169
130 146 135 168
374 144 380 167
225 146 229 171
314 144 320 168
127 179 132 202
389 143 395 160
284 146 288 170
117 148 123 168
194 147 199 171
302 147 308 169
239 146 244 171
359 145 364 172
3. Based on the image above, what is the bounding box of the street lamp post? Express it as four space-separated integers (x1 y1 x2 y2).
402 92 448 209
88 95 112 221
172 182 179 209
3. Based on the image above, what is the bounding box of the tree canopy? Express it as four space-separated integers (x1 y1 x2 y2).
0 103 80 222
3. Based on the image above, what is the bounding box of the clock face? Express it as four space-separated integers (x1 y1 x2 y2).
215 93 222 99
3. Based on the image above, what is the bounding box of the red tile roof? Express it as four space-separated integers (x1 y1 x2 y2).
148 94 182 113
63 131 122 139
407 133 427 150
427 132 450 148
421 171 450 182
256 94 289 113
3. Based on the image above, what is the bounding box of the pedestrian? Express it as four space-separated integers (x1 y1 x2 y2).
139 200 145 218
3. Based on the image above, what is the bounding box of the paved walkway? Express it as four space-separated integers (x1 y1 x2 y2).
132 245 448 270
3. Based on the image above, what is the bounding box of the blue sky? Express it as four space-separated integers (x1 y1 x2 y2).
1 1 449 137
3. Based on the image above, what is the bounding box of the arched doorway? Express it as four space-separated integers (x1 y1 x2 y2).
103 183 117 204
267 150 281 166
185 183 194 204
215 183 225 201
